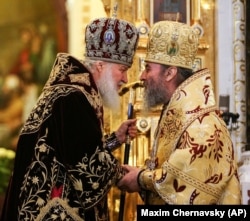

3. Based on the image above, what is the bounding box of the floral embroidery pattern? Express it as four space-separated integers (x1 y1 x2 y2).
173 179 186 192
69 146 120 208
149 70 240 204
207 125 223 163
18 129 119 220
16 53 120 220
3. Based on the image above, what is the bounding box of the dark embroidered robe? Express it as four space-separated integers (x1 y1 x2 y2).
1 53 123 221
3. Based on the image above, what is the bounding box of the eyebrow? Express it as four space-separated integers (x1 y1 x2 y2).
145 64 150 69
119 65 129 71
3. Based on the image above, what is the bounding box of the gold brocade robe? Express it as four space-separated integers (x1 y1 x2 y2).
140 69 241 205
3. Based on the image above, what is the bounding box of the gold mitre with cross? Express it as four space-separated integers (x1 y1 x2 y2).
145 21 200 70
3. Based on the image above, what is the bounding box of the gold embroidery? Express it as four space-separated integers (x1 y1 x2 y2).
162 161 222 198
35 197 84 221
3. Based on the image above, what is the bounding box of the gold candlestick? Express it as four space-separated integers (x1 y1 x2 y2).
191 0 201 23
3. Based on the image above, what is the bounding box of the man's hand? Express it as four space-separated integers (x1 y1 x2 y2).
115 119 137 143
117 165 141 193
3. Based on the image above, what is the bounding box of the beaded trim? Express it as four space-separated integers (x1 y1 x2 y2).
104 132 122 151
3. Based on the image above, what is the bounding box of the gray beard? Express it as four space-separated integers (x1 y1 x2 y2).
143 77 167 111
96 69 121 112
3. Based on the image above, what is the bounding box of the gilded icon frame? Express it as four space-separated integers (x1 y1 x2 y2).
150 0 190 25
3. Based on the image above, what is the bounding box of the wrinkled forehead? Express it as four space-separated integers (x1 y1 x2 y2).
144 61 163 70
104 61 129 71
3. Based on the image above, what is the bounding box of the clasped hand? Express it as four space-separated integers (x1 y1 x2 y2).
115 119 137 144
117 165 141 193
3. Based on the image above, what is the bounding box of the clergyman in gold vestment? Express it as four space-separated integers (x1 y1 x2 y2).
117 21 241 205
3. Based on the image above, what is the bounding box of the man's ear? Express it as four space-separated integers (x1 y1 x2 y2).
165 66 177 81
96 61 104 73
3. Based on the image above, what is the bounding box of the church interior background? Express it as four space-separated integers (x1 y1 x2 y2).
0 0 249 219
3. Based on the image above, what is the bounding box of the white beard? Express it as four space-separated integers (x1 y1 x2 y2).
96 67 121 112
